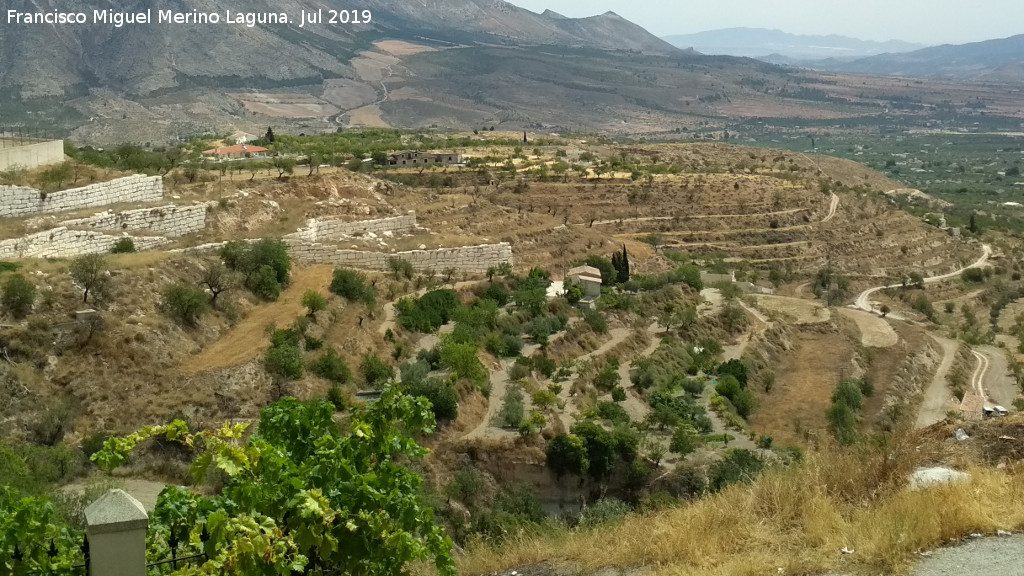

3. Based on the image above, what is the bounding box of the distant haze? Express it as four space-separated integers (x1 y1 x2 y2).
662 28 926 61
508 0 1024 46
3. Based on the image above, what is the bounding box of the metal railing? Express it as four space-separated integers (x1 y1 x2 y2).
11 537 88 575
0 126 56 147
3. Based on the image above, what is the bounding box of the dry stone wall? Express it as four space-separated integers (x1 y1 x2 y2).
0 175 163 217
286 212 417 243
0 227 170 259
286 240 512 273
61 204 207 237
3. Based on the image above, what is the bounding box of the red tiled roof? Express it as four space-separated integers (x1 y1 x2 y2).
202 144 268 155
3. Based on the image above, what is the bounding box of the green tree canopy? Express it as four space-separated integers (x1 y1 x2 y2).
92 392 454 576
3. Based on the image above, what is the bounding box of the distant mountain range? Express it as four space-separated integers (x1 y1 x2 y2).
662 28 925 60
0 0 677 99
814 34 1024 80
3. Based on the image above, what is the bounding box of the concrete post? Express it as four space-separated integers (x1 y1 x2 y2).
84 489 149 576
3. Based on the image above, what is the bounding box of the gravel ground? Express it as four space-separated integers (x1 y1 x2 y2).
910 536 1024 576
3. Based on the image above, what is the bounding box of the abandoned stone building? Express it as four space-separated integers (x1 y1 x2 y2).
386 151 463 166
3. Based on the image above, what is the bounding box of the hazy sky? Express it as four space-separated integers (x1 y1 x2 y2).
508 0 1024 45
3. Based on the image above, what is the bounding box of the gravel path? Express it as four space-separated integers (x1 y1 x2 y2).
916 334 959 428
910 536 1024 576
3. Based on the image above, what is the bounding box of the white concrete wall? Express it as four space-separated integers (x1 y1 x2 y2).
286 239 512 273
0 140 65 171
61 204 207 237
0 227 170 259
0 175 163 217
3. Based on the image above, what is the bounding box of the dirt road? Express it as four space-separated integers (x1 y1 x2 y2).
837 308 898 348
182 265 335 374
721 300 771 361
976 345 1016 408
915 335 959 428
854 244 991 314
821 192 840 223
910 535 1024 576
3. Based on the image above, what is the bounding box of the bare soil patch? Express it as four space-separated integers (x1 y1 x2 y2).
837 308 899 348
750 329 856 445
755 294 830 324
373 40 436 56
181 265 335 374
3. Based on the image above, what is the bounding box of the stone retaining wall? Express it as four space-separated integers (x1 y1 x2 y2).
0 227 170 259
286 240 512 273
286 212 417 242
0 140 65 171
61 204 207 237
0 175 163 217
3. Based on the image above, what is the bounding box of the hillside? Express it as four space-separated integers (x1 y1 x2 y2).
663 27 924 60
3 134 1024 576
817 34 1024 80
0 0 675 101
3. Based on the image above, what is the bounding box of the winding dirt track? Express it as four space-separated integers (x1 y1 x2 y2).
854 244 992 315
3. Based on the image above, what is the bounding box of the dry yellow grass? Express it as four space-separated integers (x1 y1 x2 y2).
455 433 1024 576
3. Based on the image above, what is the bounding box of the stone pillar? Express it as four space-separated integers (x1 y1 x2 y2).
84 489 149 576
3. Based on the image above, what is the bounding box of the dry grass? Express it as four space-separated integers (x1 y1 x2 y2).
455 431 1024 576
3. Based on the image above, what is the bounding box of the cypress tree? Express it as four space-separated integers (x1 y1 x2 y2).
620 244 630 283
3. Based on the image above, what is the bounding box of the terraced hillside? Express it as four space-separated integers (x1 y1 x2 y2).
401 143 977 282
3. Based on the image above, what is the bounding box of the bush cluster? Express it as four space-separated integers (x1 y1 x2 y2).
220 239 291 301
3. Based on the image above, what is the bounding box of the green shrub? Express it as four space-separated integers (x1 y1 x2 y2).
593 361 620 391
717 359 749 388
302 290 328 317
508 361 531 381
326 385 347 410
2 274 35 319
406 378 458 421
161 283 210 326
833 380 864 411
446 468 484 508
329 268 374 304
309 349 351 384
265 344 303 380
715 375 742 402
534 355 556 378
670 424 700 456
270 328 300 348
439 339 488 386
583 308 608 334
708 449 764 492
221 238 291 298
498 384 525 427
247 265 281 301
304 336 324 350
545 433 589 478
397 289 460 333
681 378 705 396
593 401 630 425
611 387 627 402
361 354 393 387
579 498 630 529
109 237 136 253
387 257 415 280
481 282 511 306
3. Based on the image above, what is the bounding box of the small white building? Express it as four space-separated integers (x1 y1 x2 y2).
230 130 258 145
566 265 602 304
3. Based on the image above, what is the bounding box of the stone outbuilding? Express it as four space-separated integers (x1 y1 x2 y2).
566 265 602 304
